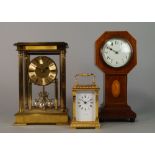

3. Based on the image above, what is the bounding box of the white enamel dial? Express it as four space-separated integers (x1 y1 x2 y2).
76 91 96 121
101 38 132 68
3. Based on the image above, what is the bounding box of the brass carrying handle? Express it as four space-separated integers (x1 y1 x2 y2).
74 73 96 85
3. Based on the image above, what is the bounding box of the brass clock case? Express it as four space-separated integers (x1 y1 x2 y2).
28 56 57 86
14 42 69 125
70 73 100 129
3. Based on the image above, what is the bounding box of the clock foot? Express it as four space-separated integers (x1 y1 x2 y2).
99 105 136 122
129 118 135 122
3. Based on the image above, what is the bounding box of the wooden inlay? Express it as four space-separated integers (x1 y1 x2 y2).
112 80 120 97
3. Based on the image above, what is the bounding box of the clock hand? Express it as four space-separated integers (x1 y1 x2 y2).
87 99 93 102
37 66 49 73
36 65 45 70
79 99 87 104
79 98 85 102
107 46 119 54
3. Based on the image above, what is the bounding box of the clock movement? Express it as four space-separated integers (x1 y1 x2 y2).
14 42 69 125
95 31 137 122
70 73 100 128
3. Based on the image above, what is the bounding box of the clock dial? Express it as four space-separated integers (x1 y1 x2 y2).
76 91 96 121
28 56 57 86
101 38 132 68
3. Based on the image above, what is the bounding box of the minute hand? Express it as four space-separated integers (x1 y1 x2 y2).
107 47 119 54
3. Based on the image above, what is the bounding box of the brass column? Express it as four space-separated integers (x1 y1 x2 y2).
96 90 99 120
54 78 58 110
60 50 66 111
72 91 76 120
24 53 28 110
18 51 24 112
27 55 32 110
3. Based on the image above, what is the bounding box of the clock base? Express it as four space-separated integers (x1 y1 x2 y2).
99 105 136 122
15 111 69 125
70 120 100 129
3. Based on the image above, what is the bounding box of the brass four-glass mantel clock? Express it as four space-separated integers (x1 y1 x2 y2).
14 42 69 125
95 31 137 122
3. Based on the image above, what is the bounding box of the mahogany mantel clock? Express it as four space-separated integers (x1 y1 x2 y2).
95 31 137 122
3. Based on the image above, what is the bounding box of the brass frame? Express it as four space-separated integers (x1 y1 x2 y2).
14 42 69 125
70 74 100 129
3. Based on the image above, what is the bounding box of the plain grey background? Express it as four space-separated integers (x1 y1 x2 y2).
0 23 154 132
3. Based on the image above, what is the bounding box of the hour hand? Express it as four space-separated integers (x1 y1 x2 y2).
79 98 87 104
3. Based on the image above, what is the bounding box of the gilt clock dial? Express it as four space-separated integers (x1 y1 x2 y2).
28 56 57 86
76 91 96 121
101 38 132 68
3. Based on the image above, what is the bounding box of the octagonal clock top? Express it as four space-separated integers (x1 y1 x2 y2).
95 31 137 74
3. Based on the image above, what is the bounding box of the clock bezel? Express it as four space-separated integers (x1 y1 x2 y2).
101 38 133 68
96 31 137 74
28 56 58 86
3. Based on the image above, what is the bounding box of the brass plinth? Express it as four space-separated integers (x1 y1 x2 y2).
15 111 68 125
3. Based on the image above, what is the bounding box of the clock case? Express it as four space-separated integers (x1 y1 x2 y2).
70 74 100 129
95 31 137 122
14 42 69 125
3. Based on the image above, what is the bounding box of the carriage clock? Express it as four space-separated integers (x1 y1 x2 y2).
95 31 137 122
70 73 100 128
14 42 69 125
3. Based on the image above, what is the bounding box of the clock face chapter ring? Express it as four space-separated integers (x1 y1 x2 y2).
100 38 133 68
28 56 57 86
